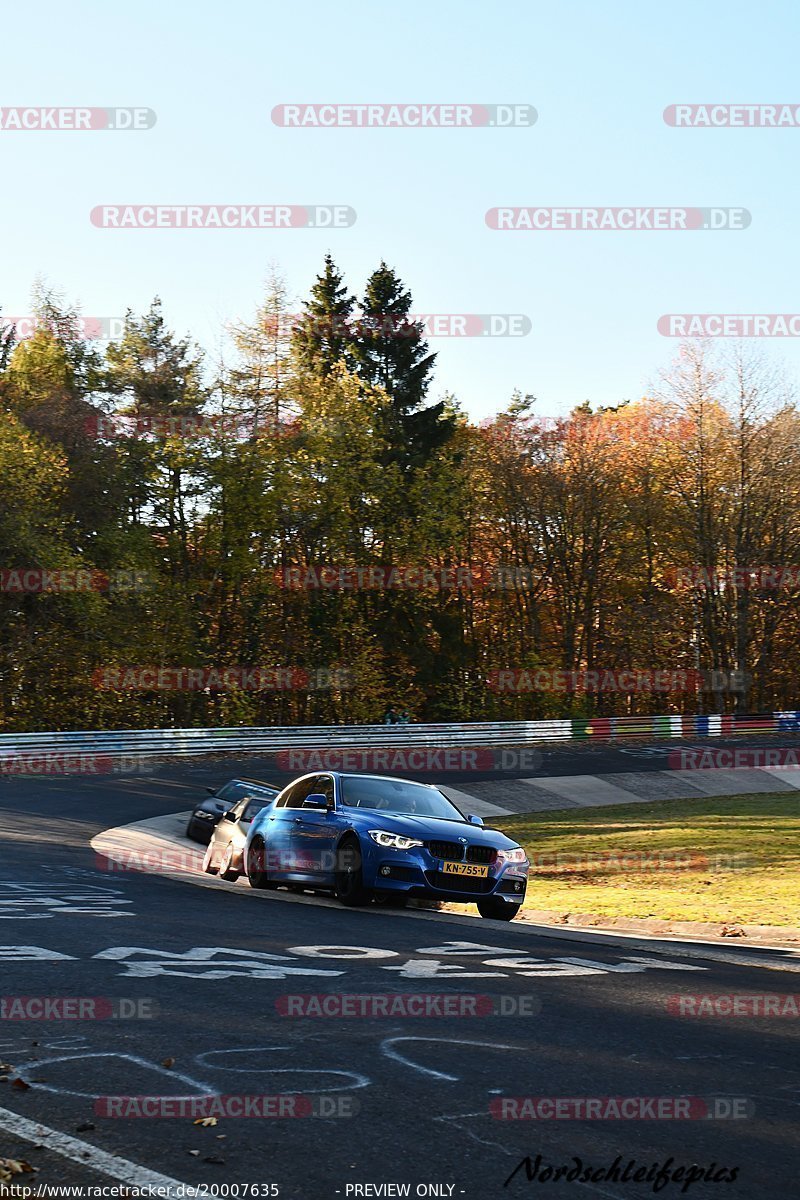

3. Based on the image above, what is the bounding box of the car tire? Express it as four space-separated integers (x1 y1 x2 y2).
477 898 519 921
246 836 276 890
218 842 239 882
202 841 218 874
334 837 372 907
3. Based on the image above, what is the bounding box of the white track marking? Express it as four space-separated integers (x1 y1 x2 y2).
380 1036 517 1081
0 946 76 960
12 1051 215 1098
0 1103 190 1191
193 1047 370 1091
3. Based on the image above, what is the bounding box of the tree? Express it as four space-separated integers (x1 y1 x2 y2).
104 299 207 581
354 261 454 469
226 267 296 433
1 290 120 553
291 254 355 379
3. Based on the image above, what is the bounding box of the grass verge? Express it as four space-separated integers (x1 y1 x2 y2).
496 793 799 926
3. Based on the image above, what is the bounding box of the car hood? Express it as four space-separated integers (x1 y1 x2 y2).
197 798 228 815
344 810 520 849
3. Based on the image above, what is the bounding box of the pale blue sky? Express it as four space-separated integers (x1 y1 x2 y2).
1 0 798 422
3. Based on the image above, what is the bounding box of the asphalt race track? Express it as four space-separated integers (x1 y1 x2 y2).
0 746 799 1199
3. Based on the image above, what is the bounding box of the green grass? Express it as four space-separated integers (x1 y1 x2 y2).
496 794 800 926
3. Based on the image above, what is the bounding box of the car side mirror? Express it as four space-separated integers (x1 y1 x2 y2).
222 809 238 821
206 787 217 795
303 793 330 810
467 814 484 826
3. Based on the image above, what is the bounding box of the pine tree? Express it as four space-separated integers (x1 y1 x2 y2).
291 254 356 378
354 262 455 469
0 311 15 373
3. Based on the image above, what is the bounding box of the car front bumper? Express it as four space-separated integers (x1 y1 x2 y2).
365 843 528 905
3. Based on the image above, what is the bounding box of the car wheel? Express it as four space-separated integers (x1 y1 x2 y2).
334 837 372 907
246 837 276 890
477 898 519 921
202 841 218 874
218 842 240 882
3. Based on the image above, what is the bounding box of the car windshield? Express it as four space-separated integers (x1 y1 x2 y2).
340 776 465 819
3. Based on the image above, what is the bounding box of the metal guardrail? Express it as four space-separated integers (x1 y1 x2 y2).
0 711 798 759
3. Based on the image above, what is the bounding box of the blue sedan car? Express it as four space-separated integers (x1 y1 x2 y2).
243 772 529 920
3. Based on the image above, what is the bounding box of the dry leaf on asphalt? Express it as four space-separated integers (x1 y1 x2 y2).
0 1159 37 1183
193 1117 218 1127
161 1058 175 1068
11 1078 30 1091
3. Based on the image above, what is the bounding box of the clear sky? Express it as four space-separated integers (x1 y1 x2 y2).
1 0 798 423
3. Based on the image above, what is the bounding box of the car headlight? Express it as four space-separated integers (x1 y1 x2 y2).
368 830 424 851
498 846 527 864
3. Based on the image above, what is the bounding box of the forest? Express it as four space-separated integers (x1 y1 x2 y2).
1 256 799 731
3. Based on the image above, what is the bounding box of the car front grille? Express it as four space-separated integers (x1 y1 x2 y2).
466 845 497 864
426 841 497 865
427 840 464 861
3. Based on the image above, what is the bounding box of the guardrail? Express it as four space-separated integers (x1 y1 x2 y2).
0 711 798 759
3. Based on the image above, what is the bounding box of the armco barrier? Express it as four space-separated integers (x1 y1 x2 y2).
0 711 798 760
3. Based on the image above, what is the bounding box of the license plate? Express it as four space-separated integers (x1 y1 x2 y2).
441 861 489 878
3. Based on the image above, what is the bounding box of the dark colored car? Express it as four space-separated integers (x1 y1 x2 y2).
185 778 278 845
244 772 529 920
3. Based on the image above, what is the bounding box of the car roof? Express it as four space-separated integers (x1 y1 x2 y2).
275 771 438 789
337 772 437 788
